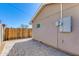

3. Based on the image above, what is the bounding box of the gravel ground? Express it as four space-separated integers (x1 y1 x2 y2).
7 39 70 56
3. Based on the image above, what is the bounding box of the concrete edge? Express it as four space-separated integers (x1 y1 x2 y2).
0 38 32 56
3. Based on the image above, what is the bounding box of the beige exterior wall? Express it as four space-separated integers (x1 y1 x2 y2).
58 3 79 55
32 4 61 48
32 3 79 55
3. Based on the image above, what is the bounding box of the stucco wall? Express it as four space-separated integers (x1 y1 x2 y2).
32 4 61 48
58 3 79 55
32 3 79 55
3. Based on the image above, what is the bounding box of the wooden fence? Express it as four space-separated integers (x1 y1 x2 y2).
4 28 32 41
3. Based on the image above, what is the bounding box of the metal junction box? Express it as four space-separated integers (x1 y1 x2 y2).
56 16 72 32
62 16 72 32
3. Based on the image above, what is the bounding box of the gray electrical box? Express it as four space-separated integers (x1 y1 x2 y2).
56 16 72 32
62 16 72 32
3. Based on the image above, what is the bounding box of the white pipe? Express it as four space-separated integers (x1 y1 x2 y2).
59 3 63 32
61 3 63 19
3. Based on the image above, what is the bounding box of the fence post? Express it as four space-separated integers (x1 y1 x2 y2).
0 24 5 45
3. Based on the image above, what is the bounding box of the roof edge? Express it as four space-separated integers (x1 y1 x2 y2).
31 3 55 23
31 3 46 23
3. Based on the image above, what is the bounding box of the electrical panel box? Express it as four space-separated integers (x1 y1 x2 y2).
62 16 72 32
56 16 72 32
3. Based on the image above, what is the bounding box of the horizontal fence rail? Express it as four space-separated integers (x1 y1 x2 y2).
4 28 32 41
